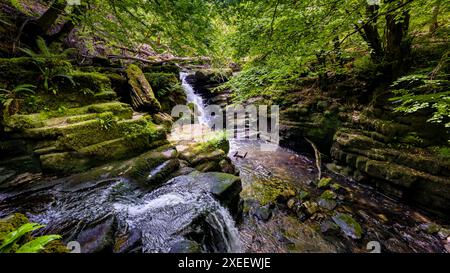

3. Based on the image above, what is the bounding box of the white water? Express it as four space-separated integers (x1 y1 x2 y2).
180 72 209 124
178 71 242 253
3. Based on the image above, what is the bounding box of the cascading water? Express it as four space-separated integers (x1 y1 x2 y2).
113 175 242 253
180 72 209 124
0 72 243 254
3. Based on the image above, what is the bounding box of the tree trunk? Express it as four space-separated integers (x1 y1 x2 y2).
384 0 411 77
429 1 441 33
48 3 87 43
37 0 67 34
361 4 384 61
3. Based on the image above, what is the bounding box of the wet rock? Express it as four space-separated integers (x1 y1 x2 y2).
276 189 296 203
302 201 319 216
287 198 296 209
419 223 442 234
147 159 180 186
77 215 116 253
219 158 236 174
126 147 178 183
168 171 242 218
438 228 450 240
0 168 16 185
317 177 332 189
297 190 310 201
444 243 450 253
332 213 362 240
318 190 338 210
318 199 337 211
331 128 450 216
320 220 339 233
254 204 273 221
169 240 202 253
114 229 142 253
195 161 220 172
326 163 352 176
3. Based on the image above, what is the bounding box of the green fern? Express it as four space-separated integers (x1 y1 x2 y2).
0 223 62 253
0 84 36 105
0 223 44 252
16 235 62 253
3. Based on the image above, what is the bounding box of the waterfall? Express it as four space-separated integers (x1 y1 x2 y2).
180 72 209 124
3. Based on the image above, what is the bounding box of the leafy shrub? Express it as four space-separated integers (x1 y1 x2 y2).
389 74 450 128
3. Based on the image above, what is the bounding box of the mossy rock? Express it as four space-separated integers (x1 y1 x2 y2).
0 57 40 85
126 64 161 112
5 102 134 136
318 177 332 188
332 213 362 239
193 68 232 85
144 72 179 92
56 115 153 150
0 213 30 244
40 122 167 174
4 102 133 133
144 72 186 112
64 71 114 94
358 114 411 138
169 240 201 253
126 147 178 184
195 161 221 172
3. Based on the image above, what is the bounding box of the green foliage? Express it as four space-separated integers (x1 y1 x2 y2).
0 222 61 253
97 114 117 131
75 0 219 56
390 73 450 128
15 235 62 253
20 37 75 94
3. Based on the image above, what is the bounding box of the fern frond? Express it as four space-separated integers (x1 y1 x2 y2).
16 235 62 253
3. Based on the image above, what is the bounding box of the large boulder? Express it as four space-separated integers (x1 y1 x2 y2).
168 171 242 219
126 64 161 112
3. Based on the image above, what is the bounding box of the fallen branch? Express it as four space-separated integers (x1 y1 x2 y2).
305 137 321 180
107 54 211 65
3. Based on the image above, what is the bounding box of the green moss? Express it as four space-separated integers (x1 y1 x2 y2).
41 240 69 253
40 152 92 173
320 190 337 200
4 102 133 133
298 190 310 201
0 57 39 85
126 64 162 112
3 113 47 130
332 213 362 239
78 123 167 162
86 102 133 119
144 72 179 92
57 115 152 150
189 130 230 155
318 177 332 188
66 71 114 94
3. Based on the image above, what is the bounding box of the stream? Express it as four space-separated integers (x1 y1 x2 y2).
0 72 447 253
